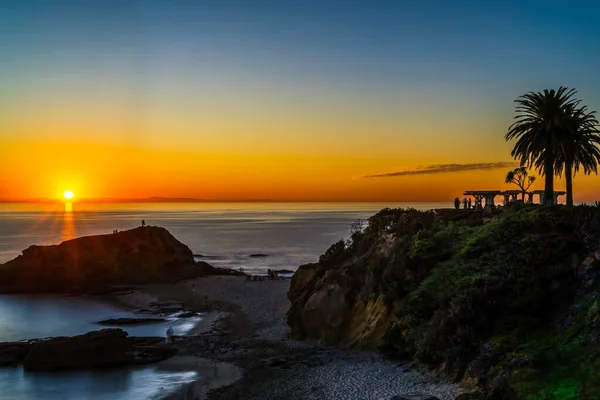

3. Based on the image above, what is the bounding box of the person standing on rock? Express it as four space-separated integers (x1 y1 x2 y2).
166 326 174 344
142 220 146 227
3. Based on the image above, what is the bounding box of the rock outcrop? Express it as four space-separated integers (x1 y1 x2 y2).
0 329 175 370
0 226 241 294
0 341 32 366
20 329 174 371
287 206 600 398
288 209 437 346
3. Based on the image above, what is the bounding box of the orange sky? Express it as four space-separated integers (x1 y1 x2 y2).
2 3 600 203
1 88 598 202
1 135 598 203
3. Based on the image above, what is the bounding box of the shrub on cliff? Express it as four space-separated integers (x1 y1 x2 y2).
386 207 589 363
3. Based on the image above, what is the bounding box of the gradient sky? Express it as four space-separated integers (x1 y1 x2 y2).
1 0 600 202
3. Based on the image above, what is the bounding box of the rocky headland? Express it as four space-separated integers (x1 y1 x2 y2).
0 226 242 294
287 205 600 399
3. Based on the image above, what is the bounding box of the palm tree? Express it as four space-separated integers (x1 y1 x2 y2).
554 103 600 206
505 87 579 205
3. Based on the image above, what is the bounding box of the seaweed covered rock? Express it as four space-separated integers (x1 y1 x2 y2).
288 205 600 398
0 226 238 294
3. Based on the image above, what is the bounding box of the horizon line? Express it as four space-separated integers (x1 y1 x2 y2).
0 197 463 204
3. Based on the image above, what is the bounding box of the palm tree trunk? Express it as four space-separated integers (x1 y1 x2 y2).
543 149 555 205
565 160 573 207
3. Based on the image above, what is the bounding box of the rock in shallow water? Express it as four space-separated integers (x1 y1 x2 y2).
22 328 176 371
0 343 32 366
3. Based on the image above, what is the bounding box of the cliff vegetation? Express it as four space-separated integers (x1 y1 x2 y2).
287 205 600 399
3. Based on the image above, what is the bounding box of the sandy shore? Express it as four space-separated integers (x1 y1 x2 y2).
120 276 466 400
156 356 242 400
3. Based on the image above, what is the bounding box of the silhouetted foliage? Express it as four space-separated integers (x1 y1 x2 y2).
505 166 535 201
506 87 600 206
506 87 579 205
553 102 600 206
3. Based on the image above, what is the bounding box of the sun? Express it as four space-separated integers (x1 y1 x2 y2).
63 190 74 200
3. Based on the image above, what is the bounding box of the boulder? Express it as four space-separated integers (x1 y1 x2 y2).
484 375 517 400
96 318 165 325
0 342 32 366
249 254 268 258
22 329 176 371
0 226 241 294
300 281 352 342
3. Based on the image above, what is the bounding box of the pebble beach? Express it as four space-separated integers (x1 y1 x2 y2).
119 276 467 400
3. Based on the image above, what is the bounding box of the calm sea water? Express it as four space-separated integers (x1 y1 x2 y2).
0 294 205 400
0 202 448 272
0 202 446 400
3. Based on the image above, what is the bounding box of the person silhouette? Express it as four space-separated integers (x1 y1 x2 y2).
454 198 460 210
463 198 468 209
142 220 146 227
468 198 472 209
165 326 174 344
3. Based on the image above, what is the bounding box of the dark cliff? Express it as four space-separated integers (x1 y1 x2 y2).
288 205 600 398
0 226 226 294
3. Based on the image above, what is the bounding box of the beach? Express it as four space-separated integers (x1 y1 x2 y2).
115 276 466 400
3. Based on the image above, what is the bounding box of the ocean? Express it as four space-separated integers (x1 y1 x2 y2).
0 201 448 272
0 201 447 400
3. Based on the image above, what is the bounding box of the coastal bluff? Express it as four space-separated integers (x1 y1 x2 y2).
287 206 600 398
0 226 237 294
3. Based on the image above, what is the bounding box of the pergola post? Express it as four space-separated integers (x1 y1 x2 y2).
503 194 510 206
554 192 563 204
484 194 495 212
476 195 483 210
526 192 533 204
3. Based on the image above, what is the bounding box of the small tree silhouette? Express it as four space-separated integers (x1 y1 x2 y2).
505 166 536 201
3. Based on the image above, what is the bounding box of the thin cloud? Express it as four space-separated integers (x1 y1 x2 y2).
361 161 519 178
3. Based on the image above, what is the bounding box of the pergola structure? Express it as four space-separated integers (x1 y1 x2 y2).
531 190 566 204
463 190 502 211
463 190 567 210
501 190 522 205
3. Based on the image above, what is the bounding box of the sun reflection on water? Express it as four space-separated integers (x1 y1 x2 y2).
61 201 76 242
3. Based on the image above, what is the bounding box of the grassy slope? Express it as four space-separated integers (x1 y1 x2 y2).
338 205 600 398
